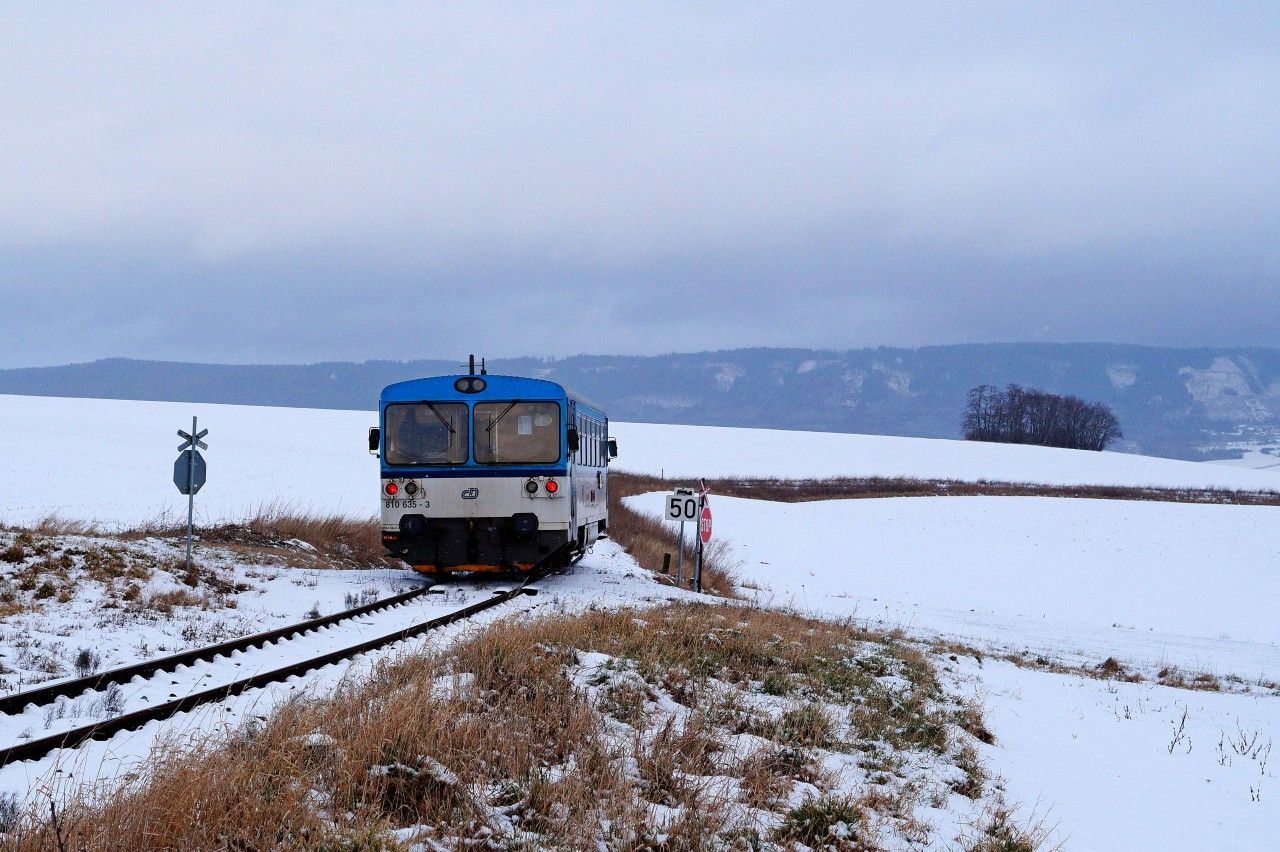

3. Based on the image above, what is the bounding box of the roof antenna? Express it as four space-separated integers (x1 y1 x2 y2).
480 357 487 376
468 354 476 375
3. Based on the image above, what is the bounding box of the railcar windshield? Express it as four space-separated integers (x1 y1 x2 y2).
384 403 469 465
473 401 561 464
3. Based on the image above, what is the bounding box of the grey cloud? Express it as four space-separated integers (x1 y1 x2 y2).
1 3 1278 366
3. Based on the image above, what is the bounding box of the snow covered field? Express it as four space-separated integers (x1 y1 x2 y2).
3 393 1278 847
0 395 378 527
1208 443 1280 471
626 491 1280 848
611 421 1280 491
1 393 1278 528
638 493 1280 683
950 656 1279 849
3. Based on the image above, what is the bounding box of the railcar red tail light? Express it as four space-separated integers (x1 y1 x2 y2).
384 482 399 496
545 479 559 494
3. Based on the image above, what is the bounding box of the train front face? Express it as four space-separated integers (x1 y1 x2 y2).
376 374 573 573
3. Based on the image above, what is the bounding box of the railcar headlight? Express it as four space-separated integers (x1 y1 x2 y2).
404 481 418 496
524 479 539 495
384 482 399 496
545 479 559 494
454 377 487 393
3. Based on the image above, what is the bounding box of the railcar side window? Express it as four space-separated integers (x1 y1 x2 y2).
474 402 561 464
384 403 469 465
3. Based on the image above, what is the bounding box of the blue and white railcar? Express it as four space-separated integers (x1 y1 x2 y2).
368 370 615 573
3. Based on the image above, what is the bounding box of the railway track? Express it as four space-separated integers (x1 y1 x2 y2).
0 569 553 768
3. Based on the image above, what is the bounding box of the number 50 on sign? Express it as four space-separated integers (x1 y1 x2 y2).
666 493 699 522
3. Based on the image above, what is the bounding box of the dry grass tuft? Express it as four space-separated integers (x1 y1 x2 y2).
108 503 392 569
29 516 103 537
959 797 1061 852
1157 666 1223 692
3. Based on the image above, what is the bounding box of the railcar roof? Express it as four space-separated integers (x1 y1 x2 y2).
380 373 607 416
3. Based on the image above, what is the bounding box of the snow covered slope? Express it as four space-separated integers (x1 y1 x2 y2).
610 422 1280 490
641 493 1280 681
2 393 1277 527
0 394 377 526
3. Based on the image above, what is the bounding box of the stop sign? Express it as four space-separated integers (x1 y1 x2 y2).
699 505 713 543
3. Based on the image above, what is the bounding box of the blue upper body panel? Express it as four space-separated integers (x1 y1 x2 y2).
380 374 567 405
378 374 604 477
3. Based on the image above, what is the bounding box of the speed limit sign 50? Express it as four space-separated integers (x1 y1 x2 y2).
666 492 699 522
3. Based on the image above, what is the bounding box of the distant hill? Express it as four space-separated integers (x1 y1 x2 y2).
4 344 1280 460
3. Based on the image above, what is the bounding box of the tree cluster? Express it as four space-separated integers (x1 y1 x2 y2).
962 384 1123 451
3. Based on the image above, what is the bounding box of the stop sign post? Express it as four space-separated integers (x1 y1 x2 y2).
694 479 711 594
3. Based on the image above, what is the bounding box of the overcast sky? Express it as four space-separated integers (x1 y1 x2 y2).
1 3 1277 367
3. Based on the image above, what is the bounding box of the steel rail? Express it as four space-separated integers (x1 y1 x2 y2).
0 584 437 717
0 575 548 767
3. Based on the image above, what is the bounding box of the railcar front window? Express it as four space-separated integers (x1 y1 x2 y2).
384 403 469 465
474 402 561 464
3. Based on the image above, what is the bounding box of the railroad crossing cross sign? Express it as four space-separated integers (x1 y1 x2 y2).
178 427 208 451
174 449 207 495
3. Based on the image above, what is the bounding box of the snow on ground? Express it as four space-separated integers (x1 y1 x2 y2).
3 393 1279 528
5 393 1279 844
635 493 1280 684
0 394 377 527
948 657 1279 851
1208 443 1280 471
0 529 411 693
0 538 698 798
611 421 1280 491
627 491 1280 848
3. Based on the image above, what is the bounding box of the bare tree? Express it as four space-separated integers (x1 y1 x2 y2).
962 384 1122 451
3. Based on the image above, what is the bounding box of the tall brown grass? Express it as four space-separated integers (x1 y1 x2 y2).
1 505 393 570
608 473 737 596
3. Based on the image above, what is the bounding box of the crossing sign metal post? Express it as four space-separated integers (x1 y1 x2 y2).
693 478 711 593
664 482 712 592
666 488 697 584
174 417 209 571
